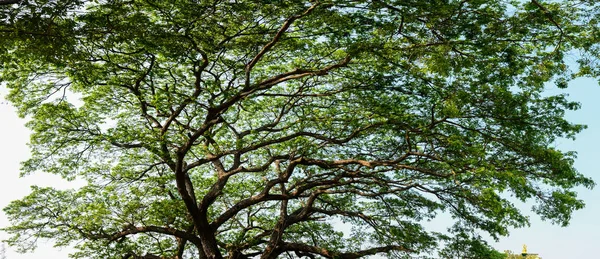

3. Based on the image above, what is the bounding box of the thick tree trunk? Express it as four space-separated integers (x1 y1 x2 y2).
197 209 223 259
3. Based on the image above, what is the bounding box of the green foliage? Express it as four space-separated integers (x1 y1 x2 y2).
1 0 598 258
439 232 507 259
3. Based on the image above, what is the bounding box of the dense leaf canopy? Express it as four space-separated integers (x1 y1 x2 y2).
1 0 598 258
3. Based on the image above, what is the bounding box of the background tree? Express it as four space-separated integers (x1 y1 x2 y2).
0 0 598 258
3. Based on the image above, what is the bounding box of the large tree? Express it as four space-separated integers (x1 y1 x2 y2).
0 0 598 258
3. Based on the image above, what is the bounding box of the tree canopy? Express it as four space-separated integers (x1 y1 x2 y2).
1 0 598 258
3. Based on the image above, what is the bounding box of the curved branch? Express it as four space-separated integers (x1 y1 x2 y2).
276 242 413 259
109 225 201 246
245 3 322 81
186 121 380 172
211 157 304 228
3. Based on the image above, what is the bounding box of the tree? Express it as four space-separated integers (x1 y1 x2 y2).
438 232 506 259
0 0 597 258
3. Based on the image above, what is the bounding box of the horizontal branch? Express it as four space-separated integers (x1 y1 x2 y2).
277 242 413 259
108 225 202 246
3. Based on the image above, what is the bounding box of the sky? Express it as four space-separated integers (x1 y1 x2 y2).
0 76 599 258
490 76 600 257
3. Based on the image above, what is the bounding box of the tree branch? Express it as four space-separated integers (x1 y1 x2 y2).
276 242 413 258
245 3 322 85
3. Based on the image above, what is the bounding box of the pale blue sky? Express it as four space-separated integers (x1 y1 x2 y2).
491 76 600 257
0 76 599 258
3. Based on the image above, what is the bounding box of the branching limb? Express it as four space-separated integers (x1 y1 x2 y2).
245 2 323 86
276 242 413 259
